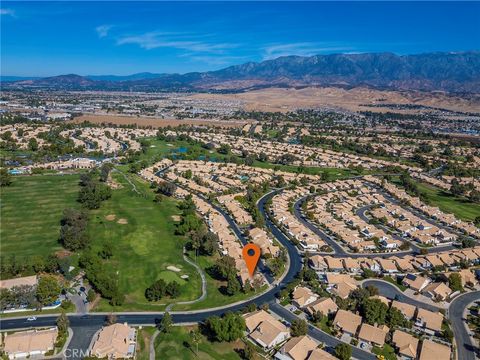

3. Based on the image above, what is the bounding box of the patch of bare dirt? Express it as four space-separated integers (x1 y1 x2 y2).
188 87 480 113
70 114 251 128
55 250 73 258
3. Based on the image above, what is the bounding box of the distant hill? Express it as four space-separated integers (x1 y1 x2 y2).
3 51 480 93
86 72 165 82
0 76 40 82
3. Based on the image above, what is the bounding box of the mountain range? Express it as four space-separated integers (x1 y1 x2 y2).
3 51 480 93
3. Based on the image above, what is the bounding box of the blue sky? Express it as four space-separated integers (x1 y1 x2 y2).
1 1 479 76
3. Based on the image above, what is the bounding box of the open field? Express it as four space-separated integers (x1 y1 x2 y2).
89 170 202 312
70 114 252 128
154 325 243 360
415 182 480 222
189 87 480 113
0 174 80 258
391 176 480 222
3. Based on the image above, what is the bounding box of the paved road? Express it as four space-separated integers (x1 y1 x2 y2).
0 190 379 360
362 279 440 312
271 303 376 360
293 196 349 255
448 291 480 360
354 204 422 253
294 195 457 258
1 188 476 360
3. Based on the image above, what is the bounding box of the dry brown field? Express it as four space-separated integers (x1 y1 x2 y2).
188 87 480 113
70 114 252 128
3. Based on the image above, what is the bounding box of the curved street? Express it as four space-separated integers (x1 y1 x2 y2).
0 189 477 360
448 291 480 360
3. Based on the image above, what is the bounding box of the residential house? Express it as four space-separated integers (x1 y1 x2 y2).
3 328 58 359
292 286 318 309
391 300 416 320
305 297 338 318
357 324 389 347
418 339 451 360
306 348 337 360
90 323 137 359
244 310 290 349
423 282 452 301
309 255 328 272
402 274 431 292
275 335 318 360
415 308 443 335
332 310 362 337
392 330 419 360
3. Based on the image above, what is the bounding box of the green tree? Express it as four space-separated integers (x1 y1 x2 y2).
335 343 352 360
59 208 89 251
190 329 202 356
28 137 39 151
87 289 96 302
166 281 180 298
226 274 241 296
145 279 167 301
160 312 172 333
290 319 308 337
36 275 61 305
205 312 246 342
0 168 12 187
56 311 69 334
362 298 388 325
448 273 463 292
387 307 409 328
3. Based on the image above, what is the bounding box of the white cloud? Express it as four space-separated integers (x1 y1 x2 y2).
96 25 113 38
1 8 15 17
262 42 353 60
116 31 236 54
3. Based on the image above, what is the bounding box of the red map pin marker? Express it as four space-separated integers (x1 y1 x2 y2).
243 243 261 277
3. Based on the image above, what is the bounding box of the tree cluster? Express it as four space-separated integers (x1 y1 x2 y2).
205 312 246 342
79 251 124 306
59 208 89 251
78 171 112 209
145 279 181 301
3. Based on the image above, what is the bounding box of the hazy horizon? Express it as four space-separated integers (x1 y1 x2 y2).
2 1 480 77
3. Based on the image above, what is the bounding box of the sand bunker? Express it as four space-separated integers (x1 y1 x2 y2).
171 215 181 222
105 214 116 221
167 265 181 272
117 218 128 224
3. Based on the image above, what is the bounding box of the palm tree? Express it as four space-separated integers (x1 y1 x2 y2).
190 329 201 356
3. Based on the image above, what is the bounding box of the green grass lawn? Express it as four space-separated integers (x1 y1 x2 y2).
136 327 157 360
390 177 480 222
154 325 243 360
89 171 202 312
372 344 397 360
174 253 268 311
0 174 80 258
415 182 480 222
